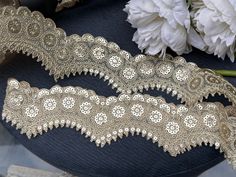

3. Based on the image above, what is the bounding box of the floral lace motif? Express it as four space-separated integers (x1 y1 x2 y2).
3 79 236 168
1 6 236 106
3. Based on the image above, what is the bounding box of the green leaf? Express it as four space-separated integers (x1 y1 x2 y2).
187 0 192 7
214 70 236 77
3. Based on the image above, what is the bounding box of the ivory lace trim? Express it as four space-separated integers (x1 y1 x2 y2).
1 6 236 106
2 78 236 168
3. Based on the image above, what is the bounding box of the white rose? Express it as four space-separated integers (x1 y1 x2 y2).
124 0 191 57
191 0 236 62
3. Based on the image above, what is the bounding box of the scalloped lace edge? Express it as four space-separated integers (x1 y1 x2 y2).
0 6 236 107
2 78 236 169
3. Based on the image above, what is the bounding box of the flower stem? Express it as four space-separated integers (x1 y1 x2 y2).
214 70 236 77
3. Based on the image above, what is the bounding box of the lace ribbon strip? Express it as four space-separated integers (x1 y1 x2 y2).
1 6 236 106
2 78 236 168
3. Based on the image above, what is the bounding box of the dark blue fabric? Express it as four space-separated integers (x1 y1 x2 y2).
2 0 236 176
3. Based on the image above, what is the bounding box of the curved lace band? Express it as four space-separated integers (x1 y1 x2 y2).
2 78 236 168
1 6 236 106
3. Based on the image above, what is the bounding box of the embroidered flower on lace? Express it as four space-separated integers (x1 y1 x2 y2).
184 115 197 128
94 113 107 125
62 97 75 109
8 94 23 107
112 105 125 118
158 63 172 75
109 55 122 68
166 122 179 134
80 102 92 115
25 105 39 118
149 110 162 123
122 67 136 80
139 62 154 76
131 104 144 117
174 68 189 82
203 114 217 128
44 99 57 111
92 46 106 60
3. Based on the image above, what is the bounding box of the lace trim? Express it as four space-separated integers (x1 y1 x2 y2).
2 78 236 168
1 6 236 106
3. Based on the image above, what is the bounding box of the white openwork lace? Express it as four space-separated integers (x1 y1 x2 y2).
2 79 236 168
1 6 236 106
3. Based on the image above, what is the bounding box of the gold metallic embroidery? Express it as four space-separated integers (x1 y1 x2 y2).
0 6 236 106
2 78 236 168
